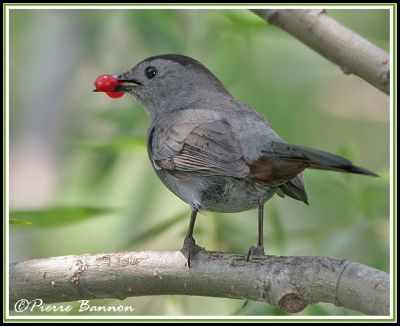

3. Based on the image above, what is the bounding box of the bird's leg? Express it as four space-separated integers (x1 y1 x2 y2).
181 209 202 267
247 202 265 260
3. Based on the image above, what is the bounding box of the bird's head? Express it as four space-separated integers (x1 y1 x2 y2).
112 54 229 116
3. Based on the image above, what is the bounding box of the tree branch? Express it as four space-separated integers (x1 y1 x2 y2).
9 250 389 315
250 9 390 95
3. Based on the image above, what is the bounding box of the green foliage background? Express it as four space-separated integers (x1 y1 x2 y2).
9 8 390 316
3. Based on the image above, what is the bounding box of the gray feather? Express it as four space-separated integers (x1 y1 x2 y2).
269 142 378 177
279 174 309 204
150 119 250 178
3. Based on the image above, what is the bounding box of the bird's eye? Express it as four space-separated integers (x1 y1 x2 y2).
145 66 157 79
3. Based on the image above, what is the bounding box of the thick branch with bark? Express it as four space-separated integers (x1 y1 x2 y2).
9 250 389 315
251 9 390 95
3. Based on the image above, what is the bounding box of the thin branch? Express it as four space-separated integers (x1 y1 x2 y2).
251 9 390 95
9 250 389 315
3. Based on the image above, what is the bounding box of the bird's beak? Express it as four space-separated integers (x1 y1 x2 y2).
113 75 142 92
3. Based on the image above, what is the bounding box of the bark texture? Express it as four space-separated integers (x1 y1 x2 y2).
9 250 390 315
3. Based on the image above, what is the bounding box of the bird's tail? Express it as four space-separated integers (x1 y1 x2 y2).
269 142 378 177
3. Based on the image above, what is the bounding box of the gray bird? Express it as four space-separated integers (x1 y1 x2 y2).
101 54 377 262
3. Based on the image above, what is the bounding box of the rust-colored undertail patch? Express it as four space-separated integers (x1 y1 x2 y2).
247 157 309 184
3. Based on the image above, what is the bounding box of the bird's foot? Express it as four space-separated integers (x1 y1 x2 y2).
246 245 265 261
181 236 202 268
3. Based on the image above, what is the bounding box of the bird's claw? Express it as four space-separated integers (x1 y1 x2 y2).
246 245 265 261
181 237 202 268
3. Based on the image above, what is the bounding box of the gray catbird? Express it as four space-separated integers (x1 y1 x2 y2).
100 54 377 261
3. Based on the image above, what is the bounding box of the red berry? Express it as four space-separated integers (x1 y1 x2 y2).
94 74 120 92
106 91 125 98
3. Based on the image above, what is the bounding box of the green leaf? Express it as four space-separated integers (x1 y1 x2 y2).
9 219 32 225
221 10 274 31
9 207 114 227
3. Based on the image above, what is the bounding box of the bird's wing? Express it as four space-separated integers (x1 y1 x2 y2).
150 119 250 178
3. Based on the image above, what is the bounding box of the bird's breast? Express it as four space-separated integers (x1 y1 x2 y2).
154 169 275 213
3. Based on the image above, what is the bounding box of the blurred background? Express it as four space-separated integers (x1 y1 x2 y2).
8 8 390 316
